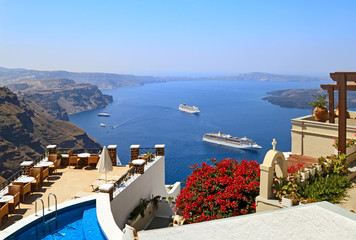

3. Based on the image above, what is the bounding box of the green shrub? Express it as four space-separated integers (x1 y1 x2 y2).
301 174 351 203
128 199 148 221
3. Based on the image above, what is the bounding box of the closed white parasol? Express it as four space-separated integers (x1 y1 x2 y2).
96 146 113 183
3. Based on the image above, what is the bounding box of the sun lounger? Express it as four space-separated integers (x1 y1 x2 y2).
98 175 120 182
73 191 94 199
90 180 106 191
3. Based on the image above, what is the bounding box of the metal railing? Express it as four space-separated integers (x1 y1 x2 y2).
113 167 136 189
139 147 156 156
57 148 101 155
0 153 47 192
0 148 101 192
112 153 157 194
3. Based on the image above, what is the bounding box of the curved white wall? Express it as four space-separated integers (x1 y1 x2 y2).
110 156 180 229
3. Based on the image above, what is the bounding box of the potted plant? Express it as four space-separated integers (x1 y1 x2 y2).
309 94 328 122
281 194 294 207
293 173 301 183
312 163 322 173
305 166 315 176
280 181 300 207
299 167 309 181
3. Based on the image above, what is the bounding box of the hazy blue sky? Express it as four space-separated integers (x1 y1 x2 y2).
0 1 355 76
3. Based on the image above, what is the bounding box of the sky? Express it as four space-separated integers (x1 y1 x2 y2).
0 1 355 76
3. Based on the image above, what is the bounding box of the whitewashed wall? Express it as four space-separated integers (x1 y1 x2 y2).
110 156 181 229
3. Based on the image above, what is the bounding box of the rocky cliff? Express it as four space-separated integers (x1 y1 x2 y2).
0 87 101 178
7 78 113 121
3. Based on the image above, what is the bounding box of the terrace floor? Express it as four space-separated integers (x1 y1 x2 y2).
287 154 318 168
0 165 129 230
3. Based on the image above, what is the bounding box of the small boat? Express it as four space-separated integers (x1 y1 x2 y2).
203 131 262 150
98 113 110 117
179 104 200 114
100 123 106 127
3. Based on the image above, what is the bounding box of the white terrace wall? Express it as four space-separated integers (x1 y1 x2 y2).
291 115 356 161
110 156 180 229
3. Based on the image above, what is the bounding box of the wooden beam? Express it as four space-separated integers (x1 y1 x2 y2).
330 72 356 82
321 82 356 91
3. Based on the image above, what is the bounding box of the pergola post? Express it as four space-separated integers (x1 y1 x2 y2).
329 72 356 154
338 73 347 154
328 88 335 123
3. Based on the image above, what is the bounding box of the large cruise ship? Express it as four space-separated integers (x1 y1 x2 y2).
203 131 262 149
98 112 110 117
179 104 200 114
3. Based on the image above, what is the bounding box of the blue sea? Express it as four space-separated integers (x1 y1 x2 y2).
69 80 328 184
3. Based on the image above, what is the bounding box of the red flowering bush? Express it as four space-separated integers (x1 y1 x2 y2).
287 163 304 174
175 158 260 224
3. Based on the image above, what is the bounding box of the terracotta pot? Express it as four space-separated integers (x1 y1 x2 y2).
314 107 328 122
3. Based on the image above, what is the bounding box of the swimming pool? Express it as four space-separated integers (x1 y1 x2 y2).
5 200 107 240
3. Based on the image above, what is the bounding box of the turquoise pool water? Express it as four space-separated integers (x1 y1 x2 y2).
6 201 107 240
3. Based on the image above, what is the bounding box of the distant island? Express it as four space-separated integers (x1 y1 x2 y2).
0 67 329 90
263 88 356 109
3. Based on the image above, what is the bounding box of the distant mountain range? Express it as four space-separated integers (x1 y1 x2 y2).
0 67 330 90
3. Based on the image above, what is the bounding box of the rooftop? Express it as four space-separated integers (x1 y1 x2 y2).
138 202 356 240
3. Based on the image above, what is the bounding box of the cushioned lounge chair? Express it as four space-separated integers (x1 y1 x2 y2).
5 185 20 213
12 181 31 202
0 202 9 226
87 155 99 168
69 156 80 168
48 155 61 173
29 168 41 191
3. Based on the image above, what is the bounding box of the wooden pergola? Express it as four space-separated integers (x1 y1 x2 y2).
322 72 356 154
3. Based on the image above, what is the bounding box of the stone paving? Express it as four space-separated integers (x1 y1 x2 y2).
0 165 129 230
336 178 356 212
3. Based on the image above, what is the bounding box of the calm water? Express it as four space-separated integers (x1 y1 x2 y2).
69 80 326 184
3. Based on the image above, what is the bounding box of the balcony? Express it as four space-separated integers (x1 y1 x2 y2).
291 112 356 162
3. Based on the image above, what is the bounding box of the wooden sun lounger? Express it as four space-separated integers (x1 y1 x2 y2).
90 180 106 190
98 175 120 182
73 191 95 199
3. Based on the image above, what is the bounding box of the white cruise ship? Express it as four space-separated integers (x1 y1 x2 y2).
98 112 110 117
203 131 262 150
179 104 200 114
